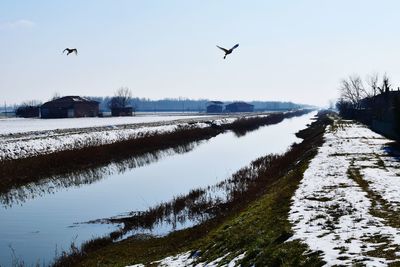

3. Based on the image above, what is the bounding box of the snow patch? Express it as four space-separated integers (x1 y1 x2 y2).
126 251 246 267
289 121 400 266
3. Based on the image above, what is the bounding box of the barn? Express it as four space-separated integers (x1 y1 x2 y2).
225 102 254 113
40 96 99 119
206 101 224 113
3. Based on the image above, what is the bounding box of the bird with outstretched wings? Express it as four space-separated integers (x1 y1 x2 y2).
216 44 239 59
63 48 78 56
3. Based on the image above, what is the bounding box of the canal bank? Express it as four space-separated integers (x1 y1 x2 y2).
56 111 332 267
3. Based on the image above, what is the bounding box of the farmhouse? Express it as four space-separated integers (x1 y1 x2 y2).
206 101 224 113
225 102 254 113
40 96 99 118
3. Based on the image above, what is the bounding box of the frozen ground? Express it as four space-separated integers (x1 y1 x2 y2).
289 119 400 266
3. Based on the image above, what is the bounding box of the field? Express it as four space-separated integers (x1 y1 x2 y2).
0 114 238 160
0 113 213 134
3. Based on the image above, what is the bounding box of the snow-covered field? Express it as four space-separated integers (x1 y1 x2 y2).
289 119 400 266
0 114 207 135
0 115 238 161
0 111 277 161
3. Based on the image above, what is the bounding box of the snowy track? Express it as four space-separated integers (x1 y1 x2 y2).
289 119 400 266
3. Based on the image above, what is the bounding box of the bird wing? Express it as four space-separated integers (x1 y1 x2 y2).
231 44 239 50
63 48 68 53
216 45 229 53
73 49 78 55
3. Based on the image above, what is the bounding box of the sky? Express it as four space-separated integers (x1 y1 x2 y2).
1 1 400 106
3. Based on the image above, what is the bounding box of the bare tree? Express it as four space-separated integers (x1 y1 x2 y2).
377 73 392 94
338 72 395 117
109 87 133 108
339 75 365 108
51 92 61 100
20 100 42 107
366 72 379 97
16 100 42 118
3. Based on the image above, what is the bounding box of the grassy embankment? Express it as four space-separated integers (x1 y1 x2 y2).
52 110 332 267
0 110 310 196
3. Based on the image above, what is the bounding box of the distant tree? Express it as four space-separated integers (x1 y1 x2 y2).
377 73 392 94
109 87 132 108
337 72 396 120
366 72 379 97
51 92 61 100
336 98 352 116
339 75 366 109
20 100 42 107
15 100 42 118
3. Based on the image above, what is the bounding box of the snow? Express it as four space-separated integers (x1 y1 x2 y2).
0 124 176 160
126 251 246 267
0 114 208 135
0 117 238 160
0 112 284 161
289 120 400 266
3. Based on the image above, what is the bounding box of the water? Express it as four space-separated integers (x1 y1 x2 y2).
0 112 316 266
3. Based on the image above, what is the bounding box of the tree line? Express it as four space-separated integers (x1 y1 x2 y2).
336 72 400 139
336 73 394 114
13 86 309 116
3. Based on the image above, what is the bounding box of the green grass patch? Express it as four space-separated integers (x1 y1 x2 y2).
192 162 325 267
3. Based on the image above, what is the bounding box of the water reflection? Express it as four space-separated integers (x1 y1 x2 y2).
1 111 307 208
100 154 285 240
0 141 203 208
100 115 316 241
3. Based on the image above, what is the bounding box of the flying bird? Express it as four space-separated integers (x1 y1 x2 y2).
63 48 78 56
216 44 239 59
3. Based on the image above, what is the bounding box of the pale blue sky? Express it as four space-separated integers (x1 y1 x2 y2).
1 1 400 106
